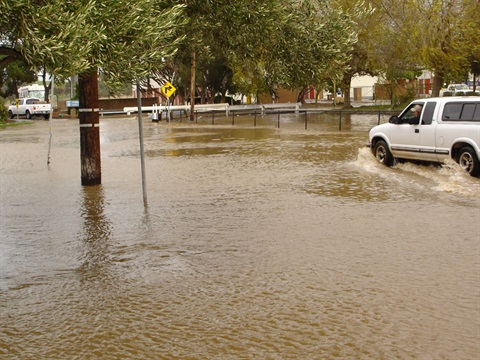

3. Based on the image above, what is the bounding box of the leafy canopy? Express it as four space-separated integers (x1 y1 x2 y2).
0 0 187 86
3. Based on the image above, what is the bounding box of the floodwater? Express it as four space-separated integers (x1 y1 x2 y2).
1 114 479 359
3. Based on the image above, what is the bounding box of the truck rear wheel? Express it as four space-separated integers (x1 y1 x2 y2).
457 146 479 177
26 110 32 119
373 140 394 167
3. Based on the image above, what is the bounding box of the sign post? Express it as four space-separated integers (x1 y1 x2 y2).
161 81 176 122
137 81 147 207
47 75 54 165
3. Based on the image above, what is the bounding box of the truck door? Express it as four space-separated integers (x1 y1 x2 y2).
418 102 438 161
389 103 424 160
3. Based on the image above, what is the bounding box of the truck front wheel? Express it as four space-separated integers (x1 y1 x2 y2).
456 146 479 177
8 110 14 119
26 110 32 119
373 140 394 167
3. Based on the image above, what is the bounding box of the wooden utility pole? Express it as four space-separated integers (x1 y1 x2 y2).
78 70 101 186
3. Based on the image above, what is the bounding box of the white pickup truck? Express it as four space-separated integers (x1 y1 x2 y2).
8 98 52 119
368 97 480 177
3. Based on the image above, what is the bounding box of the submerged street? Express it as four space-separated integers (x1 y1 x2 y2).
1 115 479 359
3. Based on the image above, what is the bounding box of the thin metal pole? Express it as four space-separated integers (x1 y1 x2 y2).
254 111 257 127
167 97 170 123
47 75 55 165
304 111 307 130
136 82 147 207
277 111 280 128
339 111 342 131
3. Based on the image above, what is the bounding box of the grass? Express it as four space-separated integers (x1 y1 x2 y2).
0 119 33 129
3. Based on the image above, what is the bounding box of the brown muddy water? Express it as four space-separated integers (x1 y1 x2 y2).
1 114 479 359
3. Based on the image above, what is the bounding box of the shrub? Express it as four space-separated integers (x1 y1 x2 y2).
442 91 453 97
0 102 8 121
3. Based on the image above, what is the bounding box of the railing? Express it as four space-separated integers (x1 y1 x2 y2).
123 102 301 116
120 103 398 131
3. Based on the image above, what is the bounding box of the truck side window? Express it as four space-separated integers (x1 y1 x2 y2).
474 104 480 121
397 103 424 124
443 102 480 122
442 103 462 121
460 103 480 121
422 102 436 125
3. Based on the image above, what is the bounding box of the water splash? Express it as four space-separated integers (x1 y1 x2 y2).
355 147 480 197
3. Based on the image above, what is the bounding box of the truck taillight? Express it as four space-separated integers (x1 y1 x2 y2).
33 106 36 110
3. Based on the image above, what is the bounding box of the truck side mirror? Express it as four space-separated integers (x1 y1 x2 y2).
388 115 398 124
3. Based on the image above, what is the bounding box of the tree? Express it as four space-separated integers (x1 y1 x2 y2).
254 1 359 101
162 0 359 113
452 0 480 91
333 0 378 107
0 59 36 98
1 0 186 185
372 0 479 97
259 0 358 103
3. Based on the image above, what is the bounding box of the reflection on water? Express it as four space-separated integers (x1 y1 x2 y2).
77 186 113 281
1 118 479 359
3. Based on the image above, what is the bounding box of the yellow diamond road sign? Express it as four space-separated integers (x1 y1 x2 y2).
161 81 176 98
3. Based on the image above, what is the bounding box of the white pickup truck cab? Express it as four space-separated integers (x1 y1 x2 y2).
368 97 480 177
8 98 52 120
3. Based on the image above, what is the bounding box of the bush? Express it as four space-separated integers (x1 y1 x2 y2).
442 91 453 97
0 102 8 121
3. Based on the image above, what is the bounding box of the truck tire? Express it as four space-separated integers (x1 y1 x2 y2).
26 110 32 119
8 110 14 119
373 140 394 167
456 146 479 177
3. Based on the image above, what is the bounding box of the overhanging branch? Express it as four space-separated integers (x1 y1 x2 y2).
0 47 24 69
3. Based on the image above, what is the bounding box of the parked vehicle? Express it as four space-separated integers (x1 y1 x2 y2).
18 84 45 99
368 97 480 177
8 98 52 119
441 84 479 96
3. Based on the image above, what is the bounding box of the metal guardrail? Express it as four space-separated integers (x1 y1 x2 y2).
119 102 398 131
123 102 301 116
192 107 398 130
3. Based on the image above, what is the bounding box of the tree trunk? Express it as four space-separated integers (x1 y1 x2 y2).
342 79 352 108
78 70 101 186
189 50 196 121
297 87 307 103
41 72 52 102
431 75 443 97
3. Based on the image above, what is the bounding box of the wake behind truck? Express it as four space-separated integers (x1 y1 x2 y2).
8 98 52 120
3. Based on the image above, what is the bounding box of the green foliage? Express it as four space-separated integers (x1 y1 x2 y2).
249 1 357 95
2 0 476 105
163 0 358 100
1 0 187 89
0 101 8 121
0 60 37 98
